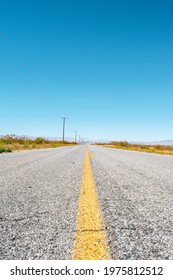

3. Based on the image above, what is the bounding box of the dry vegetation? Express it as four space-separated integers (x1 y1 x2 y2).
96 141 173 156
0 135 77 153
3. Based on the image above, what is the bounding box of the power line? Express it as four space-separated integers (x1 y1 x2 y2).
0 33 78 140
0 32 60 115
1 62 60 121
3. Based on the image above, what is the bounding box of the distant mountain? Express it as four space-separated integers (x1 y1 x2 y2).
0 134 107 143
1 134 173 146
0 134 73 141
132 140 173 146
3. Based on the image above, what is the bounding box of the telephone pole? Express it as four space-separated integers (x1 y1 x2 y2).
61 117 68 142
75 131 77 143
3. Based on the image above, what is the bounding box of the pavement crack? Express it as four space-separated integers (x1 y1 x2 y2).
74 228 105 233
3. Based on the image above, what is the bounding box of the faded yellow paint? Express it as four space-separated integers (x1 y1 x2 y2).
73 147 109 260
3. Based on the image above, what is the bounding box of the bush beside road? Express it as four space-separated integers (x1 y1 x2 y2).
0 135 77 153
97 141 173 156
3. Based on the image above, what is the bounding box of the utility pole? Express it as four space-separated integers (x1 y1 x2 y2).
61 117 68 142
75 131 77 143
78 135 80 144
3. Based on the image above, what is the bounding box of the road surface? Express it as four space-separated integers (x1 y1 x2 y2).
0 145 173 259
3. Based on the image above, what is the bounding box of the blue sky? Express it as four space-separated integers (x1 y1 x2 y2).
0 0 173 141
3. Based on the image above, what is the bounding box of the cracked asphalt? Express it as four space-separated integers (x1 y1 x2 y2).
0 146 85 259
89 145 173 260
1 145 173 259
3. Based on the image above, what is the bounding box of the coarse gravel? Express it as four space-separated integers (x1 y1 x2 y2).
89 145 173 260
0 145 85 259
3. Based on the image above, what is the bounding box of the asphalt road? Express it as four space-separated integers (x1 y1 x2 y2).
1 145 173 259
89 145 173 260
0 146 85 259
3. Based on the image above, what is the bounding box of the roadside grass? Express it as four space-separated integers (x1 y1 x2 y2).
96 141 173 156
0 136 77 153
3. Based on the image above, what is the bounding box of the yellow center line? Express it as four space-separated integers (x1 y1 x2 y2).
73 147 109 260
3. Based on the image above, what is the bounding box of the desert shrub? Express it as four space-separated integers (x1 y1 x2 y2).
112 141 129 147
140 145 148 149
5 148 12 152
0 147 5 153
2 137 13 144
154 145 164 150
34 137 47 144
0 147 12 153
24 143 29 148
18 138 25 144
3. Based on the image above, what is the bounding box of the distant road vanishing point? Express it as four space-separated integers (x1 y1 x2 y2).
0 145 173 259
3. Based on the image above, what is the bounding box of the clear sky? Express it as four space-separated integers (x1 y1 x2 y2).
0 0 173 141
